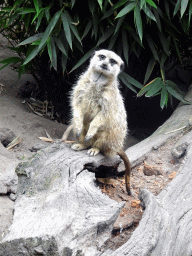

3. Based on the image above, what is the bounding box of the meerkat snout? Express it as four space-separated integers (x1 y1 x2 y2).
101 63 108 70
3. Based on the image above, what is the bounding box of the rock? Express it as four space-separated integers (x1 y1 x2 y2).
143 163 162 176
131 200 141 209
169 171 177 180
0 143 124 255
0 196 14 241
0 154 18 196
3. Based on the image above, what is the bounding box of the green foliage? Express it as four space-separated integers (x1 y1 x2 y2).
0 0 192 108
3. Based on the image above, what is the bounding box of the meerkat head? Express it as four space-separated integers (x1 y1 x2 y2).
89 49 124 79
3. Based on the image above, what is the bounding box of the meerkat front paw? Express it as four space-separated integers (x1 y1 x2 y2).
87 148 100 156
71 143 86 151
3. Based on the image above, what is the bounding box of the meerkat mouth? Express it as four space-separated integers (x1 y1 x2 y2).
95 72 103 82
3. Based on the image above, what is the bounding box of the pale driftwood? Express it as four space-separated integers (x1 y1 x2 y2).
1 90 192 255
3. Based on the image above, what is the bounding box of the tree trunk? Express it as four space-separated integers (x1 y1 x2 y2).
1 90 192 256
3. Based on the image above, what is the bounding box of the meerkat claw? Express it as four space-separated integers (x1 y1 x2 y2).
71 143 86 151
87 148 100 156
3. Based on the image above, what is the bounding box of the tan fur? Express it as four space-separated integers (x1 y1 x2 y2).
63 49 131 194
70 50 127 156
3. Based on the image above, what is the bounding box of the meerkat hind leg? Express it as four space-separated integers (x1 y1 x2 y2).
71 143 87 151
87 148 100 156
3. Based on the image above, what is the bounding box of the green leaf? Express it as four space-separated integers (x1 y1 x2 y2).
0 57 22 70
173 0 181 16
47 37 52 61
61 53 68 74
181 0 189 17
81 20 93 39
13 0 25 7
39 10 62 49
70 24 81 43
61 11 73 50
146 0 157 8
116 2 135 18
122 30 129 65
54 37 67 56
189 0 192 25
18 33 43 46
108 31 119 49
134 4 143 42
144 56 156 84
97 0 103 10
69 48 95 73
121 72 143 89
158 32 170 56
36 9 44 31
33 0 40 14
114 0 130 10
119 73 137 93
143 5 156 22
166 80 190 104
23 45 43 65
146 35 159 61
71 0 76 8
137 78 154 97
160 83 168 109
97 27 114 46
115 16 125 34
50 37 57 70
145 77 163 97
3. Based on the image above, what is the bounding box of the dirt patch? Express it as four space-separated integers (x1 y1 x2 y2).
97 136 185 252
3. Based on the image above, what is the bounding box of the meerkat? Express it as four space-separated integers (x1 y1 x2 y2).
62 49 131 195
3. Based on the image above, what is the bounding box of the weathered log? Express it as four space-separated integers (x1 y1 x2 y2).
1 90 192 255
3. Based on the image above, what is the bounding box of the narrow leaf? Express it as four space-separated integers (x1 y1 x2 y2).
160 83 168 109
81 20 92 39
134 4 143 42
173 0 181 16
119 73 137 93
97 27 114 46
50 37 57 70
18 33 43 46
122 30 129 65
158 32 170 55
166 80 190 104
97 0 103 10
61 53 68 74
33 0 40 14
144 56 156 84
23 45 43 65
146 0 157 8
116 2 135 18
62 11 74 49
54 37 67 56
0 57 22 70
39 10 62 49
145 77 163 97
181 0 189 17
146 35 159 61
121 72 143 89
115 16 125 34
143 5 156 22
69 48 95 73
137 78 155 97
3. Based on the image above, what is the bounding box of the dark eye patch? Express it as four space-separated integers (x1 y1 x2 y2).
98 54 106 60
109 58 118 66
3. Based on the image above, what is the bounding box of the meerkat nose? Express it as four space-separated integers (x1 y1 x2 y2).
101 63 108 70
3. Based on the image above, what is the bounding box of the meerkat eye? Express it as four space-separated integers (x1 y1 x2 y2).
109 58 118 66
98 54 106 60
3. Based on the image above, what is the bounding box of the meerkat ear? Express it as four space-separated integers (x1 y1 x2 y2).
120 62 125 71
90 50 96 59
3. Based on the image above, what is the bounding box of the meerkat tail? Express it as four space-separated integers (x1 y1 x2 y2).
118 149 131 196
62 124 74 142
